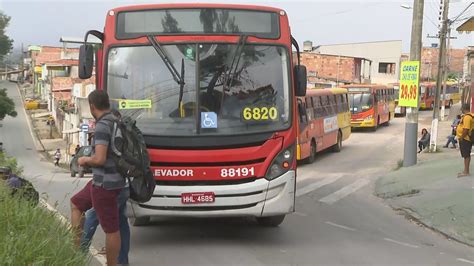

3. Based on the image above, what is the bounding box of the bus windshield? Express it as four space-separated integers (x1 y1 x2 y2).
107 44 291 136
349 93 373 114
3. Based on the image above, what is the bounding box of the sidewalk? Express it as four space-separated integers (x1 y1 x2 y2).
375 151 474 246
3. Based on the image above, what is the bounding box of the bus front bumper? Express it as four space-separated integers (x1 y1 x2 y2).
128 170 296 218
351 119 375 128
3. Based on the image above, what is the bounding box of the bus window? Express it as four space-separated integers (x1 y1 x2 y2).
315 96 324 118
298 99 308 124
328 95 336 115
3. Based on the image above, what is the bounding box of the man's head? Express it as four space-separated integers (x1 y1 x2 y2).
462 104 470 114
457 115 462 120
88 90 111 119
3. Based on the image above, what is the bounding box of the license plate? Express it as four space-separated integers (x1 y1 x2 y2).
181 192 215 204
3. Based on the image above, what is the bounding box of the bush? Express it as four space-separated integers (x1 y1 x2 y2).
0 185 88 265
0 152 23 175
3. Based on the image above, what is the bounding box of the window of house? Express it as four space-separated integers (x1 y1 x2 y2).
378 62 396 74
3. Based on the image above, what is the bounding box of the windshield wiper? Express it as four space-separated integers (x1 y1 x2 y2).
223 35 248 92
147 35 186 117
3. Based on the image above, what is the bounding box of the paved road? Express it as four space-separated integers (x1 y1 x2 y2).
1 81 472 265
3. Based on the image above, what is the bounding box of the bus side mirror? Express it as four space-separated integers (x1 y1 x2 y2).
79 44 94 79
295 65 307 97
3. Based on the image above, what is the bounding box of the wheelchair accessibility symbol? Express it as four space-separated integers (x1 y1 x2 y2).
201 112 217 129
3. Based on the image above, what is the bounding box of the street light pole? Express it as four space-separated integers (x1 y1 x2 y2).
403 0 424 167
430 0 450 152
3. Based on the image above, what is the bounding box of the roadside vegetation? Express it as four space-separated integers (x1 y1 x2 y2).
0 152 88 265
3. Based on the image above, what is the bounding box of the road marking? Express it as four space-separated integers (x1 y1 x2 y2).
319 178 371 204
325 221 356 232
383 238 419 248
296 175 343 197
40 199 107 266
457 258 474 265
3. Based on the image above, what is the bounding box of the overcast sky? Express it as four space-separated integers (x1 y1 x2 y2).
0 0 472 52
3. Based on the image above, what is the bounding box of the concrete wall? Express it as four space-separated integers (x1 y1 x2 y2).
315 40 402 85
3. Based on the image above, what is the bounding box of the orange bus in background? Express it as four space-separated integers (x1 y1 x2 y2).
419 82 459 110
297 88 351 163
342 84 394 131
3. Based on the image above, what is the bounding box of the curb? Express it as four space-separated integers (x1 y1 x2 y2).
16 84 46 152
39 199 107 266
391 205 474 248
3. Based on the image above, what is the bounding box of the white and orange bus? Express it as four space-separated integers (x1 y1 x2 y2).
342 84 394 131
297 88 351 163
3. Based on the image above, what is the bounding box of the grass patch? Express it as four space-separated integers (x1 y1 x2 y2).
0 153 88 265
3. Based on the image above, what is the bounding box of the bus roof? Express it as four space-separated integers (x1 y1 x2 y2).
327 88 348 94
340 84 387 89
305 88 339 97
110 3 285 14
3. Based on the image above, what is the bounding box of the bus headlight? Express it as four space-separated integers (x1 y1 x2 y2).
265 143 295 180
364 115 373 121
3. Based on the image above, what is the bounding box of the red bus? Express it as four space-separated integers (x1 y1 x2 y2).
342 84 394 131
78 4 307 226
297 88 351 163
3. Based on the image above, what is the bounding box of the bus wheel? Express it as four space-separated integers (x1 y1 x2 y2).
383 114 390 127
257 215 285 227
130 216 151 226
305 141 316 164
371 118 379 132
332 131 342 152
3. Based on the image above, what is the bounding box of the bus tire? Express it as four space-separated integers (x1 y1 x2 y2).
130 216 151 226
305 140 317 164
371 117 379 132
257 215 285 227
383 114 390 127
332 131 342 152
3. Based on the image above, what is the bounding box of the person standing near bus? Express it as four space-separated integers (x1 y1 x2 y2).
456 104 474 178
70 90 125 266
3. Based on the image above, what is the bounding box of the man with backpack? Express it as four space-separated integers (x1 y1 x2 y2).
70 90 125 266
456 104 474 178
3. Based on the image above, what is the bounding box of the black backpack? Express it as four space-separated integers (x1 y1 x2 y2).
107 115 155 203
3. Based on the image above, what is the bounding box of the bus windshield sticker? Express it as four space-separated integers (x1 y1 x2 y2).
201 112 218 129
242 107 278 121
323 116 338 133
118 99 152 110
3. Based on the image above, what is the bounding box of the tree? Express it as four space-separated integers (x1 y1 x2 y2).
0 88 17 120
0 12 13 61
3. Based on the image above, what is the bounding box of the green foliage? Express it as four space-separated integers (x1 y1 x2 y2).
0 88 17 120
0 151 22 175
0 11 13 59
0 185 88 265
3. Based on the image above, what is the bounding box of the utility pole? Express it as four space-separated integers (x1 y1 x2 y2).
440 26 451 121
429 0 449 152
403 0 424 167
